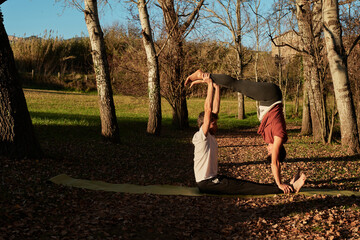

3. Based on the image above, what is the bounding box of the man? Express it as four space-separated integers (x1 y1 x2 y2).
190 72 306 195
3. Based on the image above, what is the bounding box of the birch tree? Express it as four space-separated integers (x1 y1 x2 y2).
133 0 162 135
0 4 42 158
79 0 120 142
323 0 360 153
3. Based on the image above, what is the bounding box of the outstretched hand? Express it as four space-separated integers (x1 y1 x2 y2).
278 183 294 194
189 80 204 88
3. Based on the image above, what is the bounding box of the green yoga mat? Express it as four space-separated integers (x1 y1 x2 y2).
50 174 360 198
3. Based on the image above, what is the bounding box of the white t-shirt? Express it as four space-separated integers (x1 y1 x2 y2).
192 127 218 183
258 100 282 122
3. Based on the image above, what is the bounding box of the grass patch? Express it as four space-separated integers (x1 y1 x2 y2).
25 89 268 139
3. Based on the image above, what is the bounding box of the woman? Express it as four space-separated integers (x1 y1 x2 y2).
186 70 294 194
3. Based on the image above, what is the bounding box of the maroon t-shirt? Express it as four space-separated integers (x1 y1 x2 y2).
257 104 287 144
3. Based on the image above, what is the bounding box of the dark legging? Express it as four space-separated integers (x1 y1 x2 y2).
210 74 282 106
197 175 282 195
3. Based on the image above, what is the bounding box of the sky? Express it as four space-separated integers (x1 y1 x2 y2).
1 0 131 39
1 0 274 48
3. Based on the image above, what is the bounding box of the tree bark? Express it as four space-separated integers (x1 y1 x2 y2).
252 0 261 118
84 0 120 142
301 79 312 135
296 0 328 142
235 0 245 120
323 0 360 153
0 10 42 158
294 79 300 116
237 93 245 119
137 0 162 135
308 59 328 142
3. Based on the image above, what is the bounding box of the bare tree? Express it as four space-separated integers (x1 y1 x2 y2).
270 0 298 116
158 0 205 129
132 0 162 135
295 0 329 143
205 0 251 119
248 0 265 118
273 0 285 92
0 5 42 158
248 0 261 84
323 0 360 153
63 0 120 142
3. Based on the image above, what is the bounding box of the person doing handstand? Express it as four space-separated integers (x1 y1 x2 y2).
192 73 305 195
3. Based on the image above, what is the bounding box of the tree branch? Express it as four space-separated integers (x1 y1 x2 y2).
269 32 310 55
156 17 179 57
347 34 360 57
179 0 205 34
204 6 231 30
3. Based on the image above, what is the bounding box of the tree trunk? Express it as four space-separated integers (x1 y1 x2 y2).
158 0 186 129
158 0 204 129
276 2 283 92
237 93 245 119
255 50 260 119
0 10 42 158
172 95 189 129
253 0 261 118
161 30 188 129
296 0 328 142
235 0 245 120
235 44 245 120
283 74 288 115
323 0 360 153
309 61 328 142
312 0 329 142
357 102 360 139
84 0 120 142
294 79 300 116
137 0 162 135
301 80 312 135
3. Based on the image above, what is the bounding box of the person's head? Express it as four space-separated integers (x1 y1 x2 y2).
266 144 286 163
197 111 218 135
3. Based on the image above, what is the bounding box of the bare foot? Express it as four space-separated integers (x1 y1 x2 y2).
185 69 205 86
190 79 204 88
291 173 306 193
290 168 301 185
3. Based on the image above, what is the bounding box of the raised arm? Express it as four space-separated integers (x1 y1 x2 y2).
212 83 220 115
201 74 214 136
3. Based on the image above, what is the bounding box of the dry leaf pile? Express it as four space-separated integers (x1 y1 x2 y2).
1 124 359 239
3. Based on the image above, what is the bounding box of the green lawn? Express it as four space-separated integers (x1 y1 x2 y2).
24 88 295 134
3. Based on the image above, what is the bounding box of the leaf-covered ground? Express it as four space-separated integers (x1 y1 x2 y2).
1 123 360 239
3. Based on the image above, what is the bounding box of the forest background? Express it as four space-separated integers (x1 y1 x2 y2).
7 0 360 146
2 0 360 239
